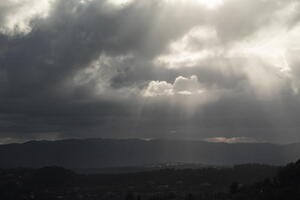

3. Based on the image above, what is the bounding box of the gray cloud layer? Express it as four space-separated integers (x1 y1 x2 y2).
0 0 300 144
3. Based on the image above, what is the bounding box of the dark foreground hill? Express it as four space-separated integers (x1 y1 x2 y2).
0 138 299 168
0 164 279 200
230 159 300 200
1 160 300 200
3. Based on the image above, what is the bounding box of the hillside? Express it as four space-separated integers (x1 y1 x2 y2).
0 139 298 168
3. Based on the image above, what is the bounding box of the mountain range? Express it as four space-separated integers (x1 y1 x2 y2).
0 138 299 168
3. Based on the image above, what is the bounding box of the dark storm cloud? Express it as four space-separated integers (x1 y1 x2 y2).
0 0 209 96
0 0 300 143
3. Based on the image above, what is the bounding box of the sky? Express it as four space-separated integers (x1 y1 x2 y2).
0 0 300 144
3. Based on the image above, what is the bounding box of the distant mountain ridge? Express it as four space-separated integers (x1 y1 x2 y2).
0 138 299 168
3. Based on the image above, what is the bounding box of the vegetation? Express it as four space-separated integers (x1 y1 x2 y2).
230 159 300 200
1 160 300 199
0 163 280 200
